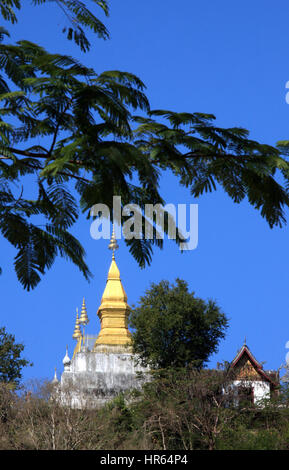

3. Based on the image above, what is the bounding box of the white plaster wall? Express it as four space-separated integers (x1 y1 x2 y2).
60 350 149 408
232 380 271 405
72 351 145 374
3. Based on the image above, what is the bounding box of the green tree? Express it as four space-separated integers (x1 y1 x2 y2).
0 326 31 386
129 279 228 369
1 2 289 290
0 0 109 51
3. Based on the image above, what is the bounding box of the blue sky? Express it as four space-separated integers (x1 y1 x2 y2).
1 0 289 381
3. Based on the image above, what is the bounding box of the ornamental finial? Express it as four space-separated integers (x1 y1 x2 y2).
72 308 82 340
108 224 119 259
79 298 89 326
52 367 59 384
63 345 71 366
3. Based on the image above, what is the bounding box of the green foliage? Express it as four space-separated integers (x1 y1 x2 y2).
0 326 31 386
217 424 283 450
2 371 289 449
1 0 109 51
0 40 175 288
1 2 289 290
0 1 20 24
129 279 228 369
135 110 289 229
104 394 135 443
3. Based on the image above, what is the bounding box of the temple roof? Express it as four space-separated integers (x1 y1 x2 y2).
231 343 278 386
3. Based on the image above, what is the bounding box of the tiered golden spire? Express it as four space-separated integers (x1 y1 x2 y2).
108 224 119 259
79 298 89 349
79 298 89 326
72 308 82 340
93 225 132 351
72 307 83 357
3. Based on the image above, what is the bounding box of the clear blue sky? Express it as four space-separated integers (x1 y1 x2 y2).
2 0 289 382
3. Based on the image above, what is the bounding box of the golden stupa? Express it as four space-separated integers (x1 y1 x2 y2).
93 226 132 352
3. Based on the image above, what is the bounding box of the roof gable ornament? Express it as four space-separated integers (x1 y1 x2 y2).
231 343 278 386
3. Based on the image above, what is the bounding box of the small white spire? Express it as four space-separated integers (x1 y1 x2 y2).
52 367 59 384
63 345 71 370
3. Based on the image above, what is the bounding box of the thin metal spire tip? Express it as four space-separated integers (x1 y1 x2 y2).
108 224 119 258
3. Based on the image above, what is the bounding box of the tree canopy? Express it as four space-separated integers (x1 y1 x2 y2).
0 0 109 51
129 279 228 369
0 326 31 386
1 1 289 290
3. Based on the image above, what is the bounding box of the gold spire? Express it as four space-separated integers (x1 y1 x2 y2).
94 226 132 352
78 298 89 351
79 298 89 326
72 308 82 340
72 308 82 357
108 224 119 259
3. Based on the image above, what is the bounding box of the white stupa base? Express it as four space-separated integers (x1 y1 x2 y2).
59 349 149 408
